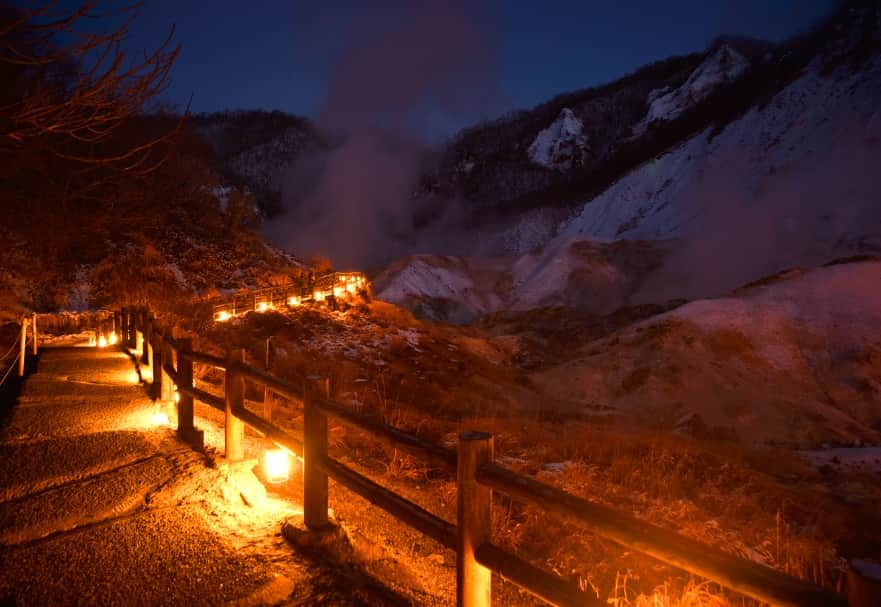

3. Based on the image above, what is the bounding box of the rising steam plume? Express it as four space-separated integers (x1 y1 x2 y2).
265 0 500 268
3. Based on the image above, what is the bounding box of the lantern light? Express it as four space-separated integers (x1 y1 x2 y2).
97 334 108 348
264 449 290 483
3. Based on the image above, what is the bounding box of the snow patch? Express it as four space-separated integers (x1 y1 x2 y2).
528 108 588 171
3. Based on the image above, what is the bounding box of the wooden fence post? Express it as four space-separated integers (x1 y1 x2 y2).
848 559 881 607
224 349 246 461
263 336 272 423
31 313 37 356
120 309 128 348
141 313 151 366
160 337 174 403
127 308 137 349
457 431 494 607
175 337 204 449
304 375 330 529
18 317 27 377
151 331 164 401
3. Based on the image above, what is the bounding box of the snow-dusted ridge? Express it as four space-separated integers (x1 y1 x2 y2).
634 45 750 135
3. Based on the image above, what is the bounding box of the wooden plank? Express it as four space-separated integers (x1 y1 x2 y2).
224 350 246 461
476 463 845 607
321 456 457 551
18 318 26 377
475 543 598 607
30 313 37 356
189 351 226 369
176 338 195 434
230 404 303 457
238 363 303 405
457 432 493 607
304 377 330 529
182 385 225 412
315 396 457 473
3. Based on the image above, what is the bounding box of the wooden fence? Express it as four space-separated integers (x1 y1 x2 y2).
211 272 368 321
116 305 878 607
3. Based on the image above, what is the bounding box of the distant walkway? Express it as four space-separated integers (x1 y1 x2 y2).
0 346 400 606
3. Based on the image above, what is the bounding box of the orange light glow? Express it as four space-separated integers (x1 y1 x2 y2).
313 291 325 302
152 411 170 425
265 449 289 483
287 296 301 306
257 301 272 312
173 387 180 404
97 334 108 348
108 331 118 345
216 310 231 322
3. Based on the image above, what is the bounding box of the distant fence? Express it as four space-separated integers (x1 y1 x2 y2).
60 306 881 606
211 272 368 322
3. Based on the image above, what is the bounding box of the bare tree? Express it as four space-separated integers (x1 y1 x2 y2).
0 1 184 176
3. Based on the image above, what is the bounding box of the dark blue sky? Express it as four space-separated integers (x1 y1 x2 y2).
118 0 835 126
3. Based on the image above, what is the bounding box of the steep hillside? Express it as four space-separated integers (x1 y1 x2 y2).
531 260 881 445
444 3 880 258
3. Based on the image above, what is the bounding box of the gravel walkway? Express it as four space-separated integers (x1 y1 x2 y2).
0 346 403 606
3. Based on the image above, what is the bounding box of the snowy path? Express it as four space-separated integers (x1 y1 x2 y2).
0 347 405 606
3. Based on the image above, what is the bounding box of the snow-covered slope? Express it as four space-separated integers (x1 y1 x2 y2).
532 260 881 444
527 108 589 171
552 52 881 296
634 45 750 134
373 239 670 321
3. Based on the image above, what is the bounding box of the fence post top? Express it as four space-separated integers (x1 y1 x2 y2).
460 431 492 442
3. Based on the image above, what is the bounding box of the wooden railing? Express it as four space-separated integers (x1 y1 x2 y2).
118 305 878 607
0 314 38 390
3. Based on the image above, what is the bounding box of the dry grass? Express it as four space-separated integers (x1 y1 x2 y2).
181 304 879 606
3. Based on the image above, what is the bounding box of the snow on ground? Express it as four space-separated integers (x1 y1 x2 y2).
528 108 588 171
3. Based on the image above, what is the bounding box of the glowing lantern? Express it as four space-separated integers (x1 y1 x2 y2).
152 411 170 425
216 310 231 322
173 386 180 404
264 449 289 483
333 286 345 298
257 301 272 312
287 295 301 306
108 331 118 345
313 291 325 302
97 334 108 348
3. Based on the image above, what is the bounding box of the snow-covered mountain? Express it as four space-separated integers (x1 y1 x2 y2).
633 45 750 135
377 2 881 316
373 239 671 322
527 108 589 171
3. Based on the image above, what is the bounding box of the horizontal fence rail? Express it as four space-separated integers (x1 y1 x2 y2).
111 305 872 607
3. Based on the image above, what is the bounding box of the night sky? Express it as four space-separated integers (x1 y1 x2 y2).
115 0 836 132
